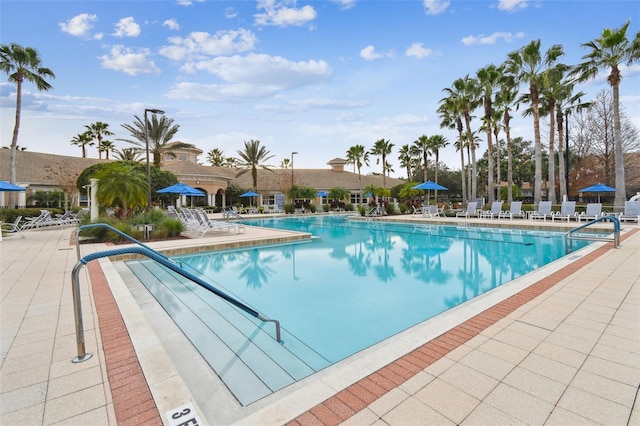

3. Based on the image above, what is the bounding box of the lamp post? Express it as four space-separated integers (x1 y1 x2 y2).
291 151 298 201
144 108 165 208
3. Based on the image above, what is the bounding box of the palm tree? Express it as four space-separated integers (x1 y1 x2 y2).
120 115 180 166
70 131 94 158
438 95 467 203
0 43 55 208
113 147 142 161
100 140 115 160
95 162 148 213
206 148 225 166
280 157 291 169
476 64 503 204
85 122 114 160
345 144 369 200
506 40 565 204
397 144 413 180
236 139 274 190
495 72 519 203
427 135 449 184
571 21 640 208
370 138 394 188
442 75 480 200
411 135 431 182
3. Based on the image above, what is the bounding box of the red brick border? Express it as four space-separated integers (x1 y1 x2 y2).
87 261 163 426
286 230 637 426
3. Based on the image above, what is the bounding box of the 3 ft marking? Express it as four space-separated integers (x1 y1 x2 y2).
165 402 203 426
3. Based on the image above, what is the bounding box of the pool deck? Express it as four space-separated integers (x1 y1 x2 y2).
1 215 638 425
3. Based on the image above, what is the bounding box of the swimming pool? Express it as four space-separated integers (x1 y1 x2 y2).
165 216 586 358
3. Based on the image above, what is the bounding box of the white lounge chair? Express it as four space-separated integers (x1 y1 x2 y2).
530 201 553 221
578 203 602 222
422 205 440 218
619 201 640 223
498 201 524 220
456 201 478 218
480 201 502 219
552 201 576 222
1 216 26 239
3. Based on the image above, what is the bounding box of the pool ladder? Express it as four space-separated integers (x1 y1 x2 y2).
70 224 281 363
565 215 620 253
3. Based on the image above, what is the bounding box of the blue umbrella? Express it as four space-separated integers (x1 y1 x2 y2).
579 183 616 203
157 182 205 196
0 180 26 191
316 191 328 197
413 181 448 205
240 191 259 197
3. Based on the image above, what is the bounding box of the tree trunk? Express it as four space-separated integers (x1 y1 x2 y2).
531 84 543 204
612 82 626 209
547 100 557 204
9 78 23 209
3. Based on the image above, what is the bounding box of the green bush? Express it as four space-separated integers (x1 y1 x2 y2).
345 203 354 211
322 204 330 212
398 203 409 214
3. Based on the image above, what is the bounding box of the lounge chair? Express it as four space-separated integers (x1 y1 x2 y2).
530 201 553 221
619 200 640 223
480 201 502 219
21 210 48 230
578 203 602 222
456 201 478 218
422 205 440 218
552 201 576 222
1 216 26 239
498 201 524 220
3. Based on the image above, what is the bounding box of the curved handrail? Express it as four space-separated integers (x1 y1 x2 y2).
71 234 282 362
565 215 620 252
76 223 172 262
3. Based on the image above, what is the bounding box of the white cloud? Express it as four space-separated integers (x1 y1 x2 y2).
498 0 528 12
167 53 332 102
176 0 204 6
59 13 102 39
360 45 384 61
423 0 449 15
405 42 434 58
159 29 257 61
100 45 160 76
225 7 238 19
330 0 356 10
163 19 180 31
254 0 317 27
462 31 525 45
112 17 141 38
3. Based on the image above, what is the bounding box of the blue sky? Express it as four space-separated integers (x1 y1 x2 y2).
1 0 639 178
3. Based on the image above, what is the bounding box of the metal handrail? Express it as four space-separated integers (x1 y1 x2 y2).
72 226 282 363
76 223 172 262
565 215 620 253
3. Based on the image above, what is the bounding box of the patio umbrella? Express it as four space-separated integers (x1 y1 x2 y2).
0 180 26 191
157 182 205 196
412 180 448 205
239 191 259 206
316 191 328 197
578 183 616 203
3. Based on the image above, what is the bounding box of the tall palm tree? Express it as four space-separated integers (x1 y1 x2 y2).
85 122 114 160
346 144 369 199
397 144 413 180
120 115 180 166
236 139 274 190
506 40 565 204
571 21 640 208
370 138 394 188
476 64 503 204
114 147 142 161
411 135 431 182
443 75 480 200
70 131 94 158
0 43 55 208
438 95 467 203
206 148 225 166
495 72 519 203
427 134 449 184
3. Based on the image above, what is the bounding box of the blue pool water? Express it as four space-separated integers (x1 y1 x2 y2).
169 215 588 363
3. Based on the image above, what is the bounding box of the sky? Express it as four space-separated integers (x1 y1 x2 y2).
1 0 639 179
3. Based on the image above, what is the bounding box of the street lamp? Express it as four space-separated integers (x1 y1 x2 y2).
144 108 165 208
291 151 299 201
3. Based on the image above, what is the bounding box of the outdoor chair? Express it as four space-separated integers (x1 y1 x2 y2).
619 201 640 223
578 203 602 222
480 201 502 219
1 216 26 239
21 210 48 230
498 201 524 220
456 201 478 218
195 208 245 234
552 201 576 222
422 205 440 218
530 201 553 221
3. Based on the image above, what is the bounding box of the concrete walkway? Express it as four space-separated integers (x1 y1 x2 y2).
0 220 638 425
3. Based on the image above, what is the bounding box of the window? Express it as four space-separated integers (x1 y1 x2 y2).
166 153 175 160
178 155 186 161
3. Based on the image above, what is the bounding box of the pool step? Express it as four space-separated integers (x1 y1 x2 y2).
125 260 330 405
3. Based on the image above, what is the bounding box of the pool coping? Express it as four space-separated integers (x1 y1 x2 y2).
86 219 637 425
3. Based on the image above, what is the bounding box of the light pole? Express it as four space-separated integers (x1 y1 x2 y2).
291 151 298 201
144 108 165 208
